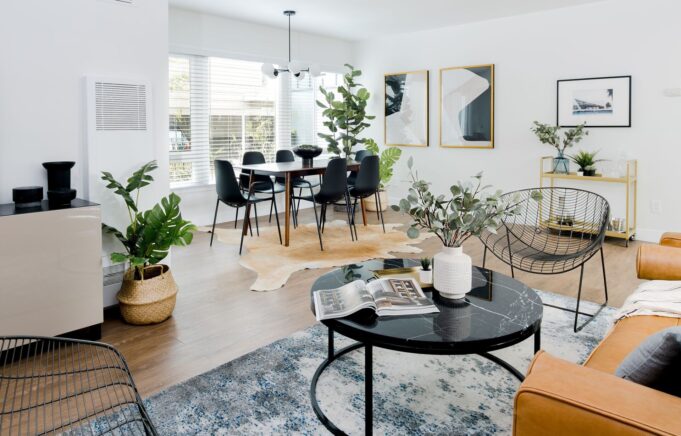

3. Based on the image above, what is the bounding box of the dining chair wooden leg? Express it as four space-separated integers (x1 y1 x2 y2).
253 202 260 236
272 186 282 244
210 198 219 247
376 192 386 233
234 206 240 229
311 201 323 251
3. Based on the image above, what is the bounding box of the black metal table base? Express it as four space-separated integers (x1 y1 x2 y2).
309 328 539 436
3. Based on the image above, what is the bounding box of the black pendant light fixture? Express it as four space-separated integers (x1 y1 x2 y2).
261 10 321 79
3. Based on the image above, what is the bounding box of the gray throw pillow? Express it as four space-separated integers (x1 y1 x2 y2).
615 326 681 397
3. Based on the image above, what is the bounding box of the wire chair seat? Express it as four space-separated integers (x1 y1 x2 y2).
0 336 157 436
480 187 610 332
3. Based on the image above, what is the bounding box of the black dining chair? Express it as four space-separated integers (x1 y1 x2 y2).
347 149 372 187
479 187 610 332
236 151 284 229
275 149 320 227
348 155 385 237
292 158 354 251
212 159 282 254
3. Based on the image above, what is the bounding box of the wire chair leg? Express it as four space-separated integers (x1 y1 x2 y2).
321 204 327 233
376 192 385 233
210 199 219 247
344 192 356 241
268 197 274 223
505 230 515 278
296 187 303 217
375 193 380 220
574 264 585 333
600 247 609 303
482 246 488 268
234 206 240 229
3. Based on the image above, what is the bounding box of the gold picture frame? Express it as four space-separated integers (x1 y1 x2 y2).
384 70 429 148
439 64 494 149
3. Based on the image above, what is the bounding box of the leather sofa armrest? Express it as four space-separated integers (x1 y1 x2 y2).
637 244 681 280
660 232 681 248
514 352 681 436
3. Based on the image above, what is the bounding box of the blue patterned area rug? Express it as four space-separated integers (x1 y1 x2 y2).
144 291 615 435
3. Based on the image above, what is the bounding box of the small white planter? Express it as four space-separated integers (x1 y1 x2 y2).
433 246 472 299
419 269 432 285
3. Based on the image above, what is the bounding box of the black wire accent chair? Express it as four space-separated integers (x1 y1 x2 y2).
292 158 355 251
479 187 610 333
274 149 320 228
0 336 157 435
236 151 284 228
348 155 385 236
211 159 282 254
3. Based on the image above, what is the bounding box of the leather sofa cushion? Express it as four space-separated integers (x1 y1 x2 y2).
584 316 681 374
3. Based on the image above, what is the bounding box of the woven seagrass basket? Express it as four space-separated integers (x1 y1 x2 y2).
117 264 177 325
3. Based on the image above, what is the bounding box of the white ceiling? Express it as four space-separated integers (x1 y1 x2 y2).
168 0 607 41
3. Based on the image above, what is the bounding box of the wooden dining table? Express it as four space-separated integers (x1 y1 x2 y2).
234 158 362 247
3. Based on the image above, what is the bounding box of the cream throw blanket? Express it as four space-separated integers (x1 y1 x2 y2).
616 280 681 321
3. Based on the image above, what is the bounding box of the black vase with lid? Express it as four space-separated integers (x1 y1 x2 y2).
42 161 77 207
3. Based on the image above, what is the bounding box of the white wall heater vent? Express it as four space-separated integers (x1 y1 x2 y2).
95 82 147 131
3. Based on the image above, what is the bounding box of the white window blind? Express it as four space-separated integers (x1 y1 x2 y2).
169 54 342 188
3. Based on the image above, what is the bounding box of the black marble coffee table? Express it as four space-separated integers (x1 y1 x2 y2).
309 258 543 436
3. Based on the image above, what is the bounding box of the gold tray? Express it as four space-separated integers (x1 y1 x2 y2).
372 267 433 289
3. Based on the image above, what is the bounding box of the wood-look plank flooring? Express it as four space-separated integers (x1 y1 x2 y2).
101 208 648 397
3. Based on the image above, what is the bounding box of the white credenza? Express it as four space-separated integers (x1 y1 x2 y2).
0 199 103 339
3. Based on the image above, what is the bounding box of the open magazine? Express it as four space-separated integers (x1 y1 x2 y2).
313 278 439 321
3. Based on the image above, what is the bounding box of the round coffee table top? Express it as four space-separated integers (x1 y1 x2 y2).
310 259 543 354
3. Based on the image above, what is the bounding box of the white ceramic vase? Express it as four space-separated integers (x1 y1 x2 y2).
433 246 472 299
419 269 432 285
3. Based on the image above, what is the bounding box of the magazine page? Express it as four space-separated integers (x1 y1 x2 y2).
313 280 376 321
366 278 438 316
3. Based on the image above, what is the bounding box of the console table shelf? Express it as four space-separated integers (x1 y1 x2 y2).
539 156 637 246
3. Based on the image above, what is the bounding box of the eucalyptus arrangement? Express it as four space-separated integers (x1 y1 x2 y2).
392 158 536 299
101 161 196 325
569 150 604 176
317 64 375 159
531 121 588 174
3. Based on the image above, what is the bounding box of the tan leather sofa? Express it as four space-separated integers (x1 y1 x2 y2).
514 233 681 435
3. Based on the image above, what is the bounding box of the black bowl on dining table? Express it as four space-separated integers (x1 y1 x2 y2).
293 145 323 167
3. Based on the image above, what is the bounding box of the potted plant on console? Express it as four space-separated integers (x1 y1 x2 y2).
569 150 603 176
364 138 402 212
531 121 588 174
393 158 530 299
101 161 196 325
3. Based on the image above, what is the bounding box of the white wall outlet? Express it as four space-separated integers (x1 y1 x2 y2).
650 200 662 215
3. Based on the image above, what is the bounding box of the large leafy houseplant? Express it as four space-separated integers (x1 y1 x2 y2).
392 158 529 247
101 161 195 281
365 139 402 190
317 64 375 159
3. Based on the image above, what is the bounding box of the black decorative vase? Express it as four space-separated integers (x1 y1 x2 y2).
293 145 323 168
42 161 77 207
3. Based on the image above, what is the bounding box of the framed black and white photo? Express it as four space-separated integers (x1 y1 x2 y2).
384 70 429 147
557 76 631 127
439 64 494 149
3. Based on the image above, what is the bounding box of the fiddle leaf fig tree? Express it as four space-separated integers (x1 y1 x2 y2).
101 161 196 280
317 64 375 159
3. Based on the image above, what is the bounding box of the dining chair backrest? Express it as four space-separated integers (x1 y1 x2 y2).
276 149 295 163
240 151 271 187
354 149 372 163
317 158 348 202
275 149 295 185
353 155 380 194
215 160 245 205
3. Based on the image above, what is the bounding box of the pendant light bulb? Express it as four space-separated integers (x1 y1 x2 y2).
261 63 277 79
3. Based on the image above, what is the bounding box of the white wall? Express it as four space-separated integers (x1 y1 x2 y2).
169 8 355 226
0 0 169 305
355 0 681 242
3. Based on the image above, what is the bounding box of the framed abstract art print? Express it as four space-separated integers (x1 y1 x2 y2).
384 70 429 147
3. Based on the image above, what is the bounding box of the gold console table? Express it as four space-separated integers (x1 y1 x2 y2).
539 156 637 246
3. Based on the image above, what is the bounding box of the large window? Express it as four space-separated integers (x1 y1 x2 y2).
169 54 342 188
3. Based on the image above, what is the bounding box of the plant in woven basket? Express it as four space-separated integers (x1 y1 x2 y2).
101 161 196 281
